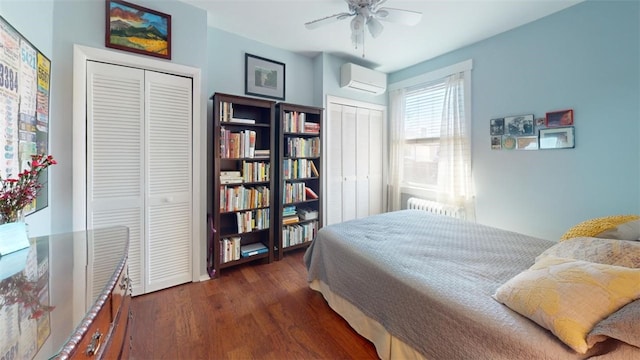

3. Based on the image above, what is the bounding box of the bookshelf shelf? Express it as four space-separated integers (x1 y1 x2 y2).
276 103 324 260
210 92 276 278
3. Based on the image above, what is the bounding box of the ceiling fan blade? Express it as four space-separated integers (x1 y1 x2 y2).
376 7 422 26
305 12 353 30
367 18 384 38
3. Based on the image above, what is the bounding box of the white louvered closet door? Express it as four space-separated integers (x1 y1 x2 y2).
368 109 384 216
341 106 358 222
326 100 386 225
326 104 344 226
355 108 370 219
86 61 145 295
86 61 193 296
144 71 192 293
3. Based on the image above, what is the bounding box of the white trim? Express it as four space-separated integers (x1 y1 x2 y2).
72 44 203 285
388 59 473 91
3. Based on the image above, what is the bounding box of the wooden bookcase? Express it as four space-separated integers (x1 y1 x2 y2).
275 103 323 260
210 93 276 278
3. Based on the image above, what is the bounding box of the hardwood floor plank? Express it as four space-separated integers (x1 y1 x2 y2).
130 249 378 359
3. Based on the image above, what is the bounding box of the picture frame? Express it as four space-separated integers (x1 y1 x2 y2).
504 114 534 135
516 136 539 150
491 136 502 150
105 0 171 60
502 135 517 150
546 109 574 127
539 126 575 149
245 53 285 100
490 118 504 135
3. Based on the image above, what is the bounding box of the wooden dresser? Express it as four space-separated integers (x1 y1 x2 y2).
0 226 131 359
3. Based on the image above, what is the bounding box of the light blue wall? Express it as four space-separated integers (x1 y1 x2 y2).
322 53 387 107
0 0 54 236
389 0 640 240
46 0 208 237
207 27 315 106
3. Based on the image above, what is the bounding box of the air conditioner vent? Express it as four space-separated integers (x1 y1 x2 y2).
340 63 387 95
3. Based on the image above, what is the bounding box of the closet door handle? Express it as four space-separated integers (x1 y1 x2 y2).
164 197 174 203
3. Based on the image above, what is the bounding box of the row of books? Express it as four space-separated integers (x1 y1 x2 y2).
282 183 318 204
285 137 321 158
242 161 270 182
282 158 319 180
220 128 257 159
220 239 269 264
236 209 270 233
220 185 270 212
282 111 320 134
282 221 318 248
219 101 257 124
220 237 241 263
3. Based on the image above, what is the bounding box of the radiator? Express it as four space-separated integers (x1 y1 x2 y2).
407 197 465 220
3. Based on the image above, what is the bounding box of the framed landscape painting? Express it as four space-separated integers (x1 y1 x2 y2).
245 53 286 100
106 0 171 59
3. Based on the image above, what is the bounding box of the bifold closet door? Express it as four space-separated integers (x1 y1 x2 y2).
326 101 385 226
87 61 145 294
86 61 192 295
368 109 383 216
144 71 193 293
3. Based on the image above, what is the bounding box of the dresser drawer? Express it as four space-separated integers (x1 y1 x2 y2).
111 260 130 317
72 294 113 359
102 294 132 360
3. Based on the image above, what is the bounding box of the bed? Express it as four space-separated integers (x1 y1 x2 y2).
304 210 640 360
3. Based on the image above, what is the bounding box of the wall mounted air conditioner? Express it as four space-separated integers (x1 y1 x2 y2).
340 63 387 95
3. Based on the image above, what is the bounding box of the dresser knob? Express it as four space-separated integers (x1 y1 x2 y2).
86 331 103 356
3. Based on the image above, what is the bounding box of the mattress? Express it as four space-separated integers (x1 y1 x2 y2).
304 210 640 359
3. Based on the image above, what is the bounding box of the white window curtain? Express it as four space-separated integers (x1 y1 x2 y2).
388 88 405 211
437 72 475 220
387 60 475 218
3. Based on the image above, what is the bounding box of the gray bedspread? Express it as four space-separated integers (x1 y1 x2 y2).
304 210 639 360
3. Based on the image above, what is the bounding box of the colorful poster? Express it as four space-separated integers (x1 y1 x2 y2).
0 15 51 213
0 18 21 180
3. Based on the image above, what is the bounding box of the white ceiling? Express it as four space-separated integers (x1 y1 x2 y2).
180 0 583 73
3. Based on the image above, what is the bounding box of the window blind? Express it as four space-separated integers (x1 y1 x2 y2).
404 80 446 140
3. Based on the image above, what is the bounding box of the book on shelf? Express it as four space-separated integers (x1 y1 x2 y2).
297 208 318 221
220 101 233 122
283 205 296 217
241 242 268 257
220 171 243 184
304 187 318 199
309 161 319 177
230 117 255 124
304 122 320 134
283 215 299 225
220 177 243 184
221 171 241 177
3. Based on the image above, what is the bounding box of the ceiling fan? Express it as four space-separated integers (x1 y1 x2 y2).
304 0 422 52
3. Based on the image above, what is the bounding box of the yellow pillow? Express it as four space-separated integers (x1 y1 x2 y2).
560 215 640 241
493 255 640 354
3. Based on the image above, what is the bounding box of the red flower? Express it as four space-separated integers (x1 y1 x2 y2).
0 154 56 223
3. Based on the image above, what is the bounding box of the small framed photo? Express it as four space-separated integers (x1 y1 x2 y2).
490 118 504 135
502 135 516 150
504 114 534 135
245 53 285 100
491 136 502 150
106 0 171 59
539 126 575 149
546 109 573 127
517 136 539 150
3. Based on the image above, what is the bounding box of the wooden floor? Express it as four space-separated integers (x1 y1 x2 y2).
130 249 379 359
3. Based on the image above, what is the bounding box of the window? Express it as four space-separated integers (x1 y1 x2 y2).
402 80 442 188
